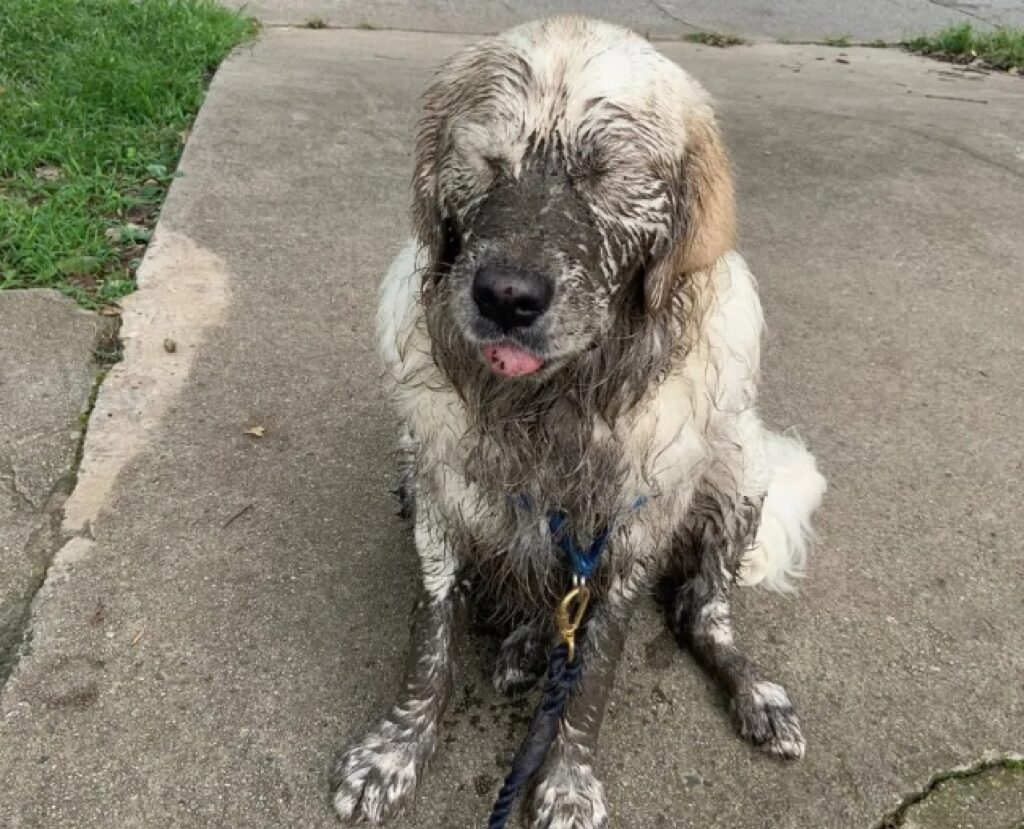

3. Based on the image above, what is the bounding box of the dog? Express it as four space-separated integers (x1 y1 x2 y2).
331 16 827 828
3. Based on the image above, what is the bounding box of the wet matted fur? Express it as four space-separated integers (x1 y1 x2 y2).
331 16 827 828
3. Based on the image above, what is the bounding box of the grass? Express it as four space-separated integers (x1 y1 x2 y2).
904 22 1024 71
304 16 329 29
682 31 747 48
0 0 256 308
822 35 852 48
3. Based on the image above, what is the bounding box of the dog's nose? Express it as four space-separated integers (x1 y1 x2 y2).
471 265 553 330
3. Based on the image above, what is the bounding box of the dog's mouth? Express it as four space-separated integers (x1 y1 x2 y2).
483 341 545 378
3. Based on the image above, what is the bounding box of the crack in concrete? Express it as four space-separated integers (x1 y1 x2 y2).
645 0 702 31
0 364 109 690
872 757 1024 828
924 0 1000 27
0 501 65 686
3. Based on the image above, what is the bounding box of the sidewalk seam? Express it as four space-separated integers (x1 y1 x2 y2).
871 755 1024 828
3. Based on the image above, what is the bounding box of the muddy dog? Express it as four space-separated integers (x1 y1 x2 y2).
331 16 826 829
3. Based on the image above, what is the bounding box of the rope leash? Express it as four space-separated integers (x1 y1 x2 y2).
485 497 646 828
486 642 581 829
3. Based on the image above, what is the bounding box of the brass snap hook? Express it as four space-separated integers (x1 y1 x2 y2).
555 583 591 662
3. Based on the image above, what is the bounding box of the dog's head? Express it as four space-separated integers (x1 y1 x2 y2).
414 17 734 382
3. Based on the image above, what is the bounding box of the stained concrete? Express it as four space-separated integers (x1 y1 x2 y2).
0 29 1022 829
0 290 109 679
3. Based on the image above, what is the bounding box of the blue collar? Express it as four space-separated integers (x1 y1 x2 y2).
518 495 648 580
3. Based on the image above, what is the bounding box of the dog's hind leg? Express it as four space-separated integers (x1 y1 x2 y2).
668 488 806 760
331 505 461 823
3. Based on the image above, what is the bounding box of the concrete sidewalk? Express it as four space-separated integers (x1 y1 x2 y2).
220 0 1024 42
1 28 1022 829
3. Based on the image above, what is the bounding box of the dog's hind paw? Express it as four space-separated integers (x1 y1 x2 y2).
529 756 608 829
330 720 428 823
733 680 806 760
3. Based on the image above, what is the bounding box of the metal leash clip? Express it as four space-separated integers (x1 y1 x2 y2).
555 576 590 662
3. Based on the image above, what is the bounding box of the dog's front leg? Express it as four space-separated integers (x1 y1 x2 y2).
528 597 635 829
331 506 459 823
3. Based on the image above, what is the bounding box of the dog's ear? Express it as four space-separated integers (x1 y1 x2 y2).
412 83 469 281
645 114 736 313
412 105 443 260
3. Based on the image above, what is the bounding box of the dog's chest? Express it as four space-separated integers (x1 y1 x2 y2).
422 402 705 583
431 436 629 554
405 352 715 602
437 467 650 613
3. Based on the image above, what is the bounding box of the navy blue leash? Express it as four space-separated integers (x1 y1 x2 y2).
486 496 646 829
486 642 580 829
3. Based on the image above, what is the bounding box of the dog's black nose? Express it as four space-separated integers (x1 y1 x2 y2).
471 265 553 330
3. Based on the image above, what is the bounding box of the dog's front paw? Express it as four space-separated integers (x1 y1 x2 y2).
529 755 608 829
733 680 806 760
330 718 432 823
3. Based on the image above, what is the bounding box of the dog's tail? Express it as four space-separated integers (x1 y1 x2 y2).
738 431 827 592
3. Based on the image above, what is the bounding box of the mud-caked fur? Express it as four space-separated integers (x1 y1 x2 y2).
332 16 827 828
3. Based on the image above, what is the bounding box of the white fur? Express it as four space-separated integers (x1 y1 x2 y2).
738 431 827 591
415 510 458 598
332 718 426 822
734 680 806 759
376 239 424 373
702 251 764 416
698 598 735 647
750 680 793 709
531 735 609 829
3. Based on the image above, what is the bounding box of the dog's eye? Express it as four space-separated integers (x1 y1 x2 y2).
568 158 608 184
629 261 648 310
436 216 462 278
483 155 508 180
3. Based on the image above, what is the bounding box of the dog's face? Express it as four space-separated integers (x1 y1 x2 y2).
414 18 735 380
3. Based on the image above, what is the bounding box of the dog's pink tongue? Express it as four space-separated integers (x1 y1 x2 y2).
484 343 543 377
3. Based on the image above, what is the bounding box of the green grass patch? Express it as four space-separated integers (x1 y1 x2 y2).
904 22 1024 71
682 31 747 48
0 0 256 308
